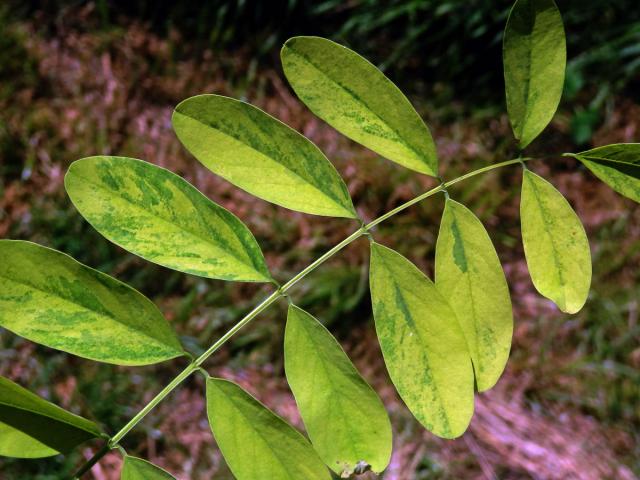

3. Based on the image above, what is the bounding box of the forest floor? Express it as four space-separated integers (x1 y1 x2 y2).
1 9 639 480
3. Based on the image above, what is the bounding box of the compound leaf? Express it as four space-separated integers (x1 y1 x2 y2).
369 242 474 439
435 199 513 392
0 376 102 458
121 456 177 479
0 240 184 365
503 0 566 148
281 36 438 176
206 378 329 480
172 94 357 218
520 170 591 313
65 156 272 283
567 143 640 203
284 305 392 476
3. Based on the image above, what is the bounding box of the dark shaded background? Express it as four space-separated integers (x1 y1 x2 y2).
1 1 639 478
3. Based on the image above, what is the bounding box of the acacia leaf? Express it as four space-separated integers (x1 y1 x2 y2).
435 199 513 392
520 170 591 313
0 376 102 458
369 242 474 438
281 36 438 176
65 156 272 282
121 456 177 479
0 240 184 365
172 94 357 218
567 143 640 203
284 305 392 476
503 0 566 148
206 378 329 480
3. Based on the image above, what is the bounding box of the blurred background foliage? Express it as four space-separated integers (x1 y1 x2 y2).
0 1 639 479
8 0 640 124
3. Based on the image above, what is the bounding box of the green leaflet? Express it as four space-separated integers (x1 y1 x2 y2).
566 143 640 203
520 170 592 313
503 0 566 148
121 456 177 479
284 305 392 476
172 94 357 218
0 240 184 365
206 378 329 480
0 376 102 458
65 156 272 283
281 36 438 176
369 242 474 439
435 199 513 392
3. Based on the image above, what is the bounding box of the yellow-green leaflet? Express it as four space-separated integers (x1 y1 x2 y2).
0 376 102 458
0 240 184 365
369 242 474 438
172 94 357 218
520 170 592 313
435 199 513 392
205 378 330 480
65 156 272 283
281 36 438 176
503 0 566 148
121 456 177 479
284 305 392 476
567 143 640 203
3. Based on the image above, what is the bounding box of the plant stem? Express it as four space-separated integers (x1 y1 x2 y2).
73 156 529 477
364 158 528 231
108 362 198 447
72 443 110 479
280 227 367 292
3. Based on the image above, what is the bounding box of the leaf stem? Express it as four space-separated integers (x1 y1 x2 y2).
72 442 110 479
73 156 530 477
280 227 367 292
108 362 199 447
365 157 529 231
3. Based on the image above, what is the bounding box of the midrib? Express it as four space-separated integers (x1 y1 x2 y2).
174 110 352 216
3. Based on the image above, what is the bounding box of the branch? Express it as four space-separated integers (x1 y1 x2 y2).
73 156 530 477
